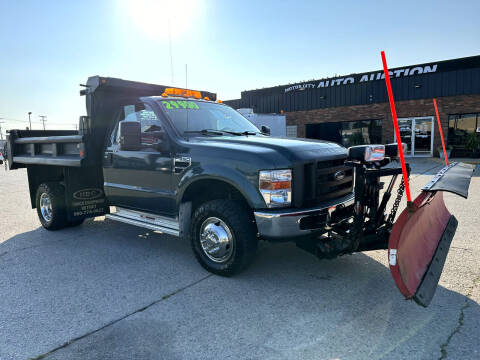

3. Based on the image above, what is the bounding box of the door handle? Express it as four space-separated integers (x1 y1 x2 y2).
173 156 191 173
104 152 113 164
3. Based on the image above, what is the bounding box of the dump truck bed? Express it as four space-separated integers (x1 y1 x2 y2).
4 129 107 220
6 130 86 169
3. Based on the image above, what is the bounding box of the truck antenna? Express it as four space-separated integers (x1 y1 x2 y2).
168 18 174 85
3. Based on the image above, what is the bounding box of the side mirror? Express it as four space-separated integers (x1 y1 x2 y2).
119 121 141 151
261 125 271 136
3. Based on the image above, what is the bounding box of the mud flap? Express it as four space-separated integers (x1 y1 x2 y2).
388 162 474 307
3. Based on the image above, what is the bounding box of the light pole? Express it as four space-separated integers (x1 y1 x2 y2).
28 112 32 130
0 119 4 140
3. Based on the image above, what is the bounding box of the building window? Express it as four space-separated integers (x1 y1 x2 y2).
340 120 382 147
448 113 479 147
305 119 382 147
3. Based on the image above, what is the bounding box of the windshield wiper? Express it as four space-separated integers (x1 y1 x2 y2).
184 129 260 137
219 130 260 136
184 129 224 136
241 131 260 135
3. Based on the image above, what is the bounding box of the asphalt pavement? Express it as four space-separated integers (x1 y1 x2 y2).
0 159 479 360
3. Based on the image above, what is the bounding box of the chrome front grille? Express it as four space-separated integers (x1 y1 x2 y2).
302 158 353 207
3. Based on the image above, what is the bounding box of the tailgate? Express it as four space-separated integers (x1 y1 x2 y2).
6 129 84 169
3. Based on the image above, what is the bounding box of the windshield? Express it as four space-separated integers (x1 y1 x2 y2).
155 99 260 135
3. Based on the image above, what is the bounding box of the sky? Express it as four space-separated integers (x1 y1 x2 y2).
0 0 479 137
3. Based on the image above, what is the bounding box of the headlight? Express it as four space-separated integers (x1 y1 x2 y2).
364 145 385 162
347 144 385 162
259 169 292 208
385 143 407 158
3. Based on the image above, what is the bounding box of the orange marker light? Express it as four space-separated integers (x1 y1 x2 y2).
161 93 168 97
216 99 223 103
259 180 291 190
164 87 202 99
204 97 210 101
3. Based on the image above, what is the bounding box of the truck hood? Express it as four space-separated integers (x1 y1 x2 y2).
187 135 347 167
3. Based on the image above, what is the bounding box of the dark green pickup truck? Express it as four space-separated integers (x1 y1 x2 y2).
5 76 450 301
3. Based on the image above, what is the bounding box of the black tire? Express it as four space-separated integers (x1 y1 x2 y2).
190 200 258 276
68 218 85 227
35 182 68 230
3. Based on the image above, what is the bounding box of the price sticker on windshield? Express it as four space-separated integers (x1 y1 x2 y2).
162 100 199 110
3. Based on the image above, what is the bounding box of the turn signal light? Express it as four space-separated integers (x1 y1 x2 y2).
260 180 291 190
259 169 292 208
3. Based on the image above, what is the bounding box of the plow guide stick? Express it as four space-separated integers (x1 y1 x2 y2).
381 51 412 203
381 51 474 307
434 98 449 166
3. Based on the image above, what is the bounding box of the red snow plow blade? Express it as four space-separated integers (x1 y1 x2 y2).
388 162 474 307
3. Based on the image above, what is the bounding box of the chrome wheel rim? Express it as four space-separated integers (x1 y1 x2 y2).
40 193 53 222
200 217 234 263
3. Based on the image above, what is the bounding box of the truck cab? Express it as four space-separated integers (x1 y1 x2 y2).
100 86 355 274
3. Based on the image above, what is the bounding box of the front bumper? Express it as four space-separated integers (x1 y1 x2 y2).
254 192 354 240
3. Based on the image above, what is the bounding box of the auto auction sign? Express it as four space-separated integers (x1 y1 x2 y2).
284 64 438 92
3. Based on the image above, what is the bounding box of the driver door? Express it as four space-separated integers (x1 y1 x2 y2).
103 103 175 216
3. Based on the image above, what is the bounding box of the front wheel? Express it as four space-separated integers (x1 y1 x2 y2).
190 200 258 276
36 182 68 230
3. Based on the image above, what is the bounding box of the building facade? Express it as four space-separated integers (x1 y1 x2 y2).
225 55 480 157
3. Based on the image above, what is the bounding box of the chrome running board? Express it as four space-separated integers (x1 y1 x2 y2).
106 207 179 236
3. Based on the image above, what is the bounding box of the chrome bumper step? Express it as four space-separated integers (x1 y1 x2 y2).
106 207 179 236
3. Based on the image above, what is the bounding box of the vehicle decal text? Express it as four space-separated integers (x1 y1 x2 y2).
162 101 200 110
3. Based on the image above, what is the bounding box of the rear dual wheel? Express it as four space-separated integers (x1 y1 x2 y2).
36 183 84 230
